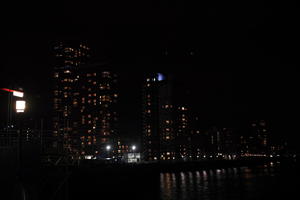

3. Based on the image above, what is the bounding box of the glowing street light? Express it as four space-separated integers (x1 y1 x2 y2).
131 145 136 151
16 100 26 113
106 145 111 151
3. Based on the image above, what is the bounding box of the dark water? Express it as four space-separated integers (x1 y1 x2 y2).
159 162 297 200
1 161 298 200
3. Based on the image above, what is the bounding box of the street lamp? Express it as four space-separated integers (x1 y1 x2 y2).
131 145 136 152
131 145 137 162
16 100 26 113
106 145 111 151
0 88 24 131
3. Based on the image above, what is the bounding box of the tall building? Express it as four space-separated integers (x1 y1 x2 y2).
52 42 91 155
53 42 119 159
53 42 90 138
75 65 118 158
175 106 192 161
142 73 175 161
250 120 269 154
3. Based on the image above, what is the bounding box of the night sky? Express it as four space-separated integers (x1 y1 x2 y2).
1 1 298 146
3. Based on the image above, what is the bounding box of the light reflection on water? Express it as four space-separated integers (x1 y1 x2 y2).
160 163 281 200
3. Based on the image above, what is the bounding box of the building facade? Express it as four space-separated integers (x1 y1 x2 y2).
52 42 118 159
52 42 91 155
76 66 118 158
142 73 175 161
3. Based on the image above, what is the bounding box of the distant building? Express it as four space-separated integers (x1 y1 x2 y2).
52 42 119 159
175 106 192 161
74 64 119 158
142 73 175 161
123 153 141 163
250 120 269 154
52 41 90 139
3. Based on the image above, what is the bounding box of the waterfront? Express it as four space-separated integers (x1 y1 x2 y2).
159 162 297 200
1 160 297 200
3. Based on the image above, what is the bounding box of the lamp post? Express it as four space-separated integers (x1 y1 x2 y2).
131 145 136 162
16 100 26 171
106 145 112 160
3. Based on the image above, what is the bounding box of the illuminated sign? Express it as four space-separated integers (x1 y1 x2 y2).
13 91 24 97
1 88 24 97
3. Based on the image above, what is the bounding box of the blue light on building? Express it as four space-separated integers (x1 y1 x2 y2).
157 73 165 81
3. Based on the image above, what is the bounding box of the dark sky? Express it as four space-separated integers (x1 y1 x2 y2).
1 1 298 145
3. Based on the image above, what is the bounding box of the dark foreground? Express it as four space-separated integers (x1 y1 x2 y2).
1 158 298 200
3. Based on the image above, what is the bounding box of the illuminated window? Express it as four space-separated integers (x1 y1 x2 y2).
102 71 111 78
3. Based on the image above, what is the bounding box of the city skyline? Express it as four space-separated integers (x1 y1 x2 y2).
1 1 298 149
0 43 296 148
1 2 298 200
